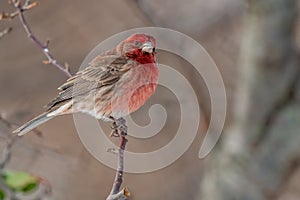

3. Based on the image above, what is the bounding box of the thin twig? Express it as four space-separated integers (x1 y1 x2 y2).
0 0 37 20
0 113 42 172
0 135 17 200
107 117 130 200
0 11 18 20
0 27 12 40
0 136 16 170
11 0 72 77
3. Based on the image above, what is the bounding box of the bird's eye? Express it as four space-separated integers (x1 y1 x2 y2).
153 48 156 52
135 41 140 45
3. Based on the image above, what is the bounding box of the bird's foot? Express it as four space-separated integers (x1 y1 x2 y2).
110 117 127 137
110 121 120 137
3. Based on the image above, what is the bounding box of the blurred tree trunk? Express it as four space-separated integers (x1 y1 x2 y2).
200 0 299 199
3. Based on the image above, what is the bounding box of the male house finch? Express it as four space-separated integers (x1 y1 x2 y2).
13 33 159 136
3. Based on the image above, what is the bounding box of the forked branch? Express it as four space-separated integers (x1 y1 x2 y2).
10 0 72 77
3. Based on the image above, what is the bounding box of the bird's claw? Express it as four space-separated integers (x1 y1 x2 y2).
110 118 127 137
110 128 120 137
110 121 120 137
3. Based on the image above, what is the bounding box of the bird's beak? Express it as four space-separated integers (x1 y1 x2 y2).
141 42 154 54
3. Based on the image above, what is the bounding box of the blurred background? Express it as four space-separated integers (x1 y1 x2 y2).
0 0 299 199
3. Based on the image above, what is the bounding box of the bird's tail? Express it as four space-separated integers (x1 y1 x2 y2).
13 112 54 136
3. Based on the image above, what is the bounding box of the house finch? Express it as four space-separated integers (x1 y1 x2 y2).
13 33 159 136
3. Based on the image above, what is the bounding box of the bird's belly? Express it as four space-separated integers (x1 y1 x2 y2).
75 65 159 120
126 82 157 113
107 65 158 118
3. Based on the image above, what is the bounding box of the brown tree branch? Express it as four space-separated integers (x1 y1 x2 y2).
0 115 17 200
0 11 18 20
107 118 130 200
0 113 42 170
0 135 16 171
10 0 72 77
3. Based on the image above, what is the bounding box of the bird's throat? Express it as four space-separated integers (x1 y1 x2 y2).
127 49 156 64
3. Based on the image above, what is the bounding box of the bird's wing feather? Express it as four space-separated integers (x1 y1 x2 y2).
46 54 132 110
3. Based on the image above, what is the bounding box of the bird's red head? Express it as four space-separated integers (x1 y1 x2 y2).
119 33 156 64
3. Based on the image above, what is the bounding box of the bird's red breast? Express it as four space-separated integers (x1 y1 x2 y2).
108 34 159 118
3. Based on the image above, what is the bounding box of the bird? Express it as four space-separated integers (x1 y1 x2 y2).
13 33 159 136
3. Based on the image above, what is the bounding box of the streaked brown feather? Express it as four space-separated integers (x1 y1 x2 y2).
46 54 131 110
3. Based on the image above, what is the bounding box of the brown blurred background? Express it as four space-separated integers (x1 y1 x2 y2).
0 0 300 199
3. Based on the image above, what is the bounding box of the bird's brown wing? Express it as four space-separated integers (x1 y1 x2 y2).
46 54 132 111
